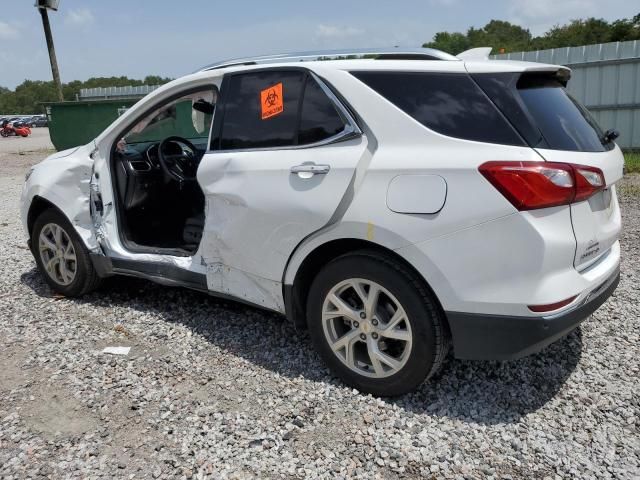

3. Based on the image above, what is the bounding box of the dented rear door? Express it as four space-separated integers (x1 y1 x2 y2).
196 69 366 311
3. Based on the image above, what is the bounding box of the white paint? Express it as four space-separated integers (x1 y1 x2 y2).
20 54 623 321
386 175 447 214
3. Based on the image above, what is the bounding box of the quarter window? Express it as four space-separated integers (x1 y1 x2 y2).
299 78 346 145
351 71 525 146
215 70 348 151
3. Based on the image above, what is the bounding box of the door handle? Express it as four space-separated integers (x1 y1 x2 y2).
290 164 331 176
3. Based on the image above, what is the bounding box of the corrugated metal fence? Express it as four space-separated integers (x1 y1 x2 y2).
79 85 161 99
493 40 640 149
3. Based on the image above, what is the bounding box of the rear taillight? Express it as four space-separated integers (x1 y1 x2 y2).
479 161 605 211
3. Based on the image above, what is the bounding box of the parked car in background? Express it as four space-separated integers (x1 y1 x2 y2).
20 48 623 395
32 116 48 127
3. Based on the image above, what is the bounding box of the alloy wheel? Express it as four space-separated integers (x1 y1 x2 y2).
38 223 77 286
321 278 413 378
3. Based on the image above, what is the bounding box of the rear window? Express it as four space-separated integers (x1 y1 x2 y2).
351 71 525 146
517 76 609 152
473 73 612 153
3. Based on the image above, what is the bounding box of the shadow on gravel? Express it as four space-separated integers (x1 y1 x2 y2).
21 267 582 425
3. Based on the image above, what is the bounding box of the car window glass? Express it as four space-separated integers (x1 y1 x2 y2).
124 89 216 147
351 71 524 146
218 71 305 150
516 76 609 152
298 78 346 145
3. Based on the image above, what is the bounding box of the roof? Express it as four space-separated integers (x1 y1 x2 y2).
199 48 459 71
195 47 568 77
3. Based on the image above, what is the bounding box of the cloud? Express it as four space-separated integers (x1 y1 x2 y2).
508 0 597 33
65 8 95 27
0 21 19 39
315 24 364 39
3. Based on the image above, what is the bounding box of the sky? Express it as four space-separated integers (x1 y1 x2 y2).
0 0 638 89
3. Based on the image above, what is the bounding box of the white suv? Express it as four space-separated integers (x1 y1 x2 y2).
21 48 623 395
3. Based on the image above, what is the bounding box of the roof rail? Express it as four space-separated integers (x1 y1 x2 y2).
199 47 459 71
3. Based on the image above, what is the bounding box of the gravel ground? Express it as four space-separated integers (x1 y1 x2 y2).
0 149 638 479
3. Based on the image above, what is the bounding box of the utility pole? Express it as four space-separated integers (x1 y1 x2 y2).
37 2 64 101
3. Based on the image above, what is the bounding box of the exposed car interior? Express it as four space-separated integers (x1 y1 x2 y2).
110 89 216 255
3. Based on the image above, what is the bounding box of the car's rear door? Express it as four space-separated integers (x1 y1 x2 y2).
472 69 624 271
513 76 624 271
196 68 367 311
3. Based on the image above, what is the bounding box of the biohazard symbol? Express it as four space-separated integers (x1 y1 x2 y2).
261 82 284 120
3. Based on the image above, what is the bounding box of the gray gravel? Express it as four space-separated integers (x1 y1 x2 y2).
1 151 639 479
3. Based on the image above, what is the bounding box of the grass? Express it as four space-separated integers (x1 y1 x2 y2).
625 152 640 174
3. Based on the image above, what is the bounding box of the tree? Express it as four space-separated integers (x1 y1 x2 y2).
0 76 173 114
423 13 640 55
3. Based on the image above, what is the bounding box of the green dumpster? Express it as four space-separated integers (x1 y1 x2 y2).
44 98 140 151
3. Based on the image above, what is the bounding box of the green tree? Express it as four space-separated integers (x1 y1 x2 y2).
423 32 470 55
0 76 173 115
423 12 640 55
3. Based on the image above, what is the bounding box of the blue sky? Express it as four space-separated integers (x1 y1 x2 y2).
1 0 637 89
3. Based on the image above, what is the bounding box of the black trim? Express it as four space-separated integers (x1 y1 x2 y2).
109 258 280 313
446 268 620 361
89 253 113 278
110 258 208 291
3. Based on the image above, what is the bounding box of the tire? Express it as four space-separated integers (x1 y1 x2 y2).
307 250 448 396
31 208 102 297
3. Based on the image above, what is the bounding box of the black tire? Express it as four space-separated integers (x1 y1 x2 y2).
31 208 102 297
307 250 449 396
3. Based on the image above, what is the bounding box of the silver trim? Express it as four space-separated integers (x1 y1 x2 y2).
291 164 330 175
199 47 458 71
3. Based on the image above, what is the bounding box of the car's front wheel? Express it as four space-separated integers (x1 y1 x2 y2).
307 250 448 396
32 209 102 297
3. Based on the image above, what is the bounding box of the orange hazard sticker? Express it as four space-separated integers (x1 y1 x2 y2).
261 83 284 120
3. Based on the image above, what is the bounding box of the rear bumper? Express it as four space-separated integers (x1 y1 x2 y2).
446 267 620 360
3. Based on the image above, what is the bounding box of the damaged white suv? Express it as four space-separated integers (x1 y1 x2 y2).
21 48 622 395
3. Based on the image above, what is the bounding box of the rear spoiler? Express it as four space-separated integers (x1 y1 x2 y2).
456 47 492 60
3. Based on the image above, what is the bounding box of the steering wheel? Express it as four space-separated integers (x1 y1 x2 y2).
157 136 199 182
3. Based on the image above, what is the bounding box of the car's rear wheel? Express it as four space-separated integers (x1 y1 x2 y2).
32 209 101 297
307 250 448 396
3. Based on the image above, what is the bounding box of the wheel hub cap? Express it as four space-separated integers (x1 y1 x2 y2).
322 278 413 379
38 223 77 286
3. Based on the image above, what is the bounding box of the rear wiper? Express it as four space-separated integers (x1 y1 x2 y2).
602 129 619 144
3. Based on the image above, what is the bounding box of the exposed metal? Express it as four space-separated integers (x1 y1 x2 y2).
322 278 413 378
39 222 77 285
493 40 640 149
200 47 459 71
80 85 162 100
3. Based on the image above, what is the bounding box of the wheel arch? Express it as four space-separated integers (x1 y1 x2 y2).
284 237 449 334
27 195 63 239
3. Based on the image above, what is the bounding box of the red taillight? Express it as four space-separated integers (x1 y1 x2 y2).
479 161 605 210
528 295 578 313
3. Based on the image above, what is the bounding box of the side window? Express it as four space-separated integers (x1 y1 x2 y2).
215 70 349 151
218 71 305 150
351 71 525 146
298 78 346 145
123 89 216 148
